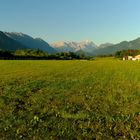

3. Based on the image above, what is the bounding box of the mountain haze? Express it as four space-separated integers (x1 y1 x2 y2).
99 43 114 48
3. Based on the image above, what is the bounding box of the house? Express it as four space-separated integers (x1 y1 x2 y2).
135 55 140 61
123 54 140 61
128 56 133 60
123 56 133 60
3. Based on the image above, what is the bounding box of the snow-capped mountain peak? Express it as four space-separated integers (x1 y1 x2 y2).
50 40 97 53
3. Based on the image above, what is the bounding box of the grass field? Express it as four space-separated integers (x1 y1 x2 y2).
1 58 140 139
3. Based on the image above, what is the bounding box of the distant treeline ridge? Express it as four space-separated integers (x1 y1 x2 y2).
0 49 92 60
115 49 140 58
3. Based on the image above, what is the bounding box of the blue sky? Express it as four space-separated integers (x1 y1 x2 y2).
0 0 140 44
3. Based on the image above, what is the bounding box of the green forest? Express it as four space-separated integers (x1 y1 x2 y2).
0 49 91 60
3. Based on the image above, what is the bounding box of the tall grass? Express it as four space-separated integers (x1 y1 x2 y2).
0 58 140 139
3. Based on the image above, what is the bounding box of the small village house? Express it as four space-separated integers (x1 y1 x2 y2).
123 55 140 61
123 56 133 60
135 54 140 61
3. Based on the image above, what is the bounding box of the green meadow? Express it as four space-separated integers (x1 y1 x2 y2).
1 58 140 139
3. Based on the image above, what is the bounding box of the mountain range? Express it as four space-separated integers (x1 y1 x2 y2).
0 31 27 51
5 32 56 53
0 31 56 53
1 31 140 55
91 38 140 55
51 40 97 53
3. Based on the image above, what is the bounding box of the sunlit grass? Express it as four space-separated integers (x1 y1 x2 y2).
0 58 140 139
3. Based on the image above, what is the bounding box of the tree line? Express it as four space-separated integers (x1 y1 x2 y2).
0 49 92 60
115 50 140 58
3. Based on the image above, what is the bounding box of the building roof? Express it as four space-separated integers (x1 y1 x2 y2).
135 55 140 58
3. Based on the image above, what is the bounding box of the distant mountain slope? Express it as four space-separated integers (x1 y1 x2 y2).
5 32 56 53
78 41 97 53
51 42 75 52
0 31 27 51
2 30 140 56
92 38 140 55
75 49 91 56
99 43 114 48
51 40 97 53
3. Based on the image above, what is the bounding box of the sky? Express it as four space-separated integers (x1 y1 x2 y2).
0 0 140 45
